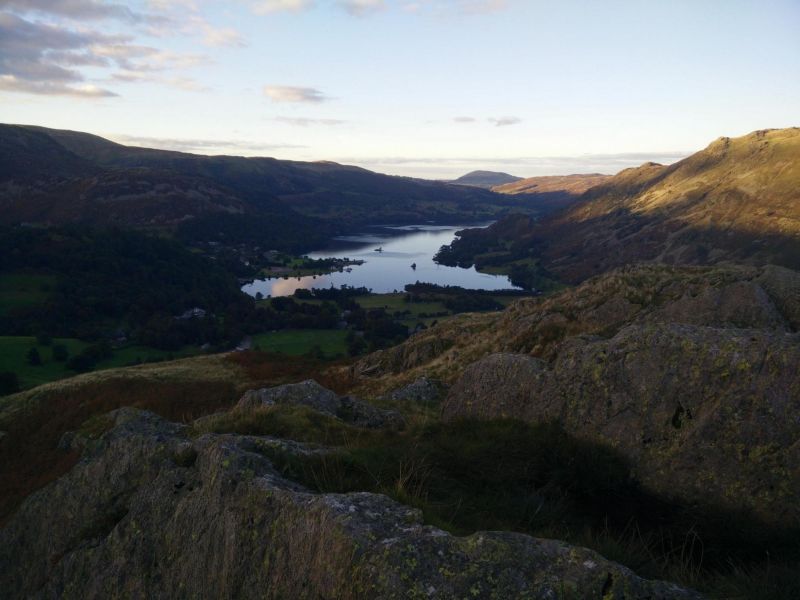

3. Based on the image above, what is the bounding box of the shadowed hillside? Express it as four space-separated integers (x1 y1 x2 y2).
438 128 800 285
0 125 535 247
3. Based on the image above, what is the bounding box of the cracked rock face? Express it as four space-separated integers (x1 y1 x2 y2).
0 409 701 599
443 324 800 523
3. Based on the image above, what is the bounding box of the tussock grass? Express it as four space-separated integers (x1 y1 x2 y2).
250 418 799 599
0 349 366 524
192 404 372 447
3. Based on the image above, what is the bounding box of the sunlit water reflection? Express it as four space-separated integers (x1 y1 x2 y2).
242 224 518 297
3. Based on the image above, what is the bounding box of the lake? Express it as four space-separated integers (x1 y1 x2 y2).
241 224 518 297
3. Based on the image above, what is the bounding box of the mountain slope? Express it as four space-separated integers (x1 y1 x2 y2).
439 128 800 284
449 170 522 188
349 263 800 524
0 125 528 238
492 173 611 195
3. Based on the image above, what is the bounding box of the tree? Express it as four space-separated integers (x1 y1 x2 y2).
346 331 367 356
26 347 42 366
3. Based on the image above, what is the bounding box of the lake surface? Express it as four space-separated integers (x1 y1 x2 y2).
242 224 518 297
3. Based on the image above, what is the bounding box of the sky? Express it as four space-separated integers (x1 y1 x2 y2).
1 0 799 179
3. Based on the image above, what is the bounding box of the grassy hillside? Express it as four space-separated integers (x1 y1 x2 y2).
0 124 535 244
439 128 800 285
492 173 611 195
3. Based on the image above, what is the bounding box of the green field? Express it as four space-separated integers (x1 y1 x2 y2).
356 293 449 327
0 336 200 391
251 330 348 358
0 337 87 389
0 273 56 317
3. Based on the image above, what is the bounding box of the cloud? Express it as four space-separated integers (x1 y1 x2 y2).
0 12 124 97
0 74 117 96
0 0 167 24
187 16 246 48
110 70 208 91
401 0 508 16
247 0 507 17
488 116 522 127
251 0 314 14
110 134 306 155
453 116 476 123
338 0 386 16
275 116 346 126
457 0 507 15
0 10 213 97
264 85 329 103
334 151 693 179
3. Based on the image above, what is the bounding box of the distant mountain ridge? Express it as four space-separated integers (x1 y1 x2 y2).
0 124 532 250
449 170 523 188
438 128 800 284
492 173 611 196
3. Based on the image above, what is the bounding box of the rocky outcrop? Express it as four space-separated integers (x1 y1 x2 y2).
443 324 800 523
237 379 340 413
0 409 701 599
386 376 445 404
236 380 404 430
352 336 454 377
756 264 800 330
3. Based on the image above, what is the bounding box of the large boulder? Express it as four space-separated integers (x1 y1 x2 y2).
0 409 701 599
386 376 444 404
236 380 404 430
237 379 340 414
443 324 800 523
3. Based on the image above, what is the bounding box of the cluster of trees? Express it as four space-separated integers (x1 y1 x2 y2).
177 213 333 255
0 226 250 349
404 282 531 312
243 289 409 355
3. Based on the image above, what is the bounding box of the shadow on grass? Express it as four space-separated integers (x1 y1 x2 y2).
252 418 799 599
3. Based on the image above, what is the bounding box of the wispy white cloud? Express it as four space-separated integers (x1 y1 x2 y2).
251 0 314 14
334 151 692 179
338 0 386 16
0 0 165 23
0 3 217 98
0 74 117 96
0 12 124 97
249 0 506 17
264 85 329 103
110 133 306 154
275 116 346 126
488 116 522 127
457 0 507 15
396 0 512 17
187 16 247 48
453 116 476 123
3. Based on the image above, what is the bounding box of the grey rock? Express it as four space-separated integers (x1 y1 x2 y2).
0 409 702 599
443 324 800 523
237 380 405 430
387 376 444 404
337 396 405 430
236 379 340 414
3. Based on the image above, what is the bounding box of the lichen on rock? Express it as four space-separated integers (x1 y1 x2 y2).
0 409 702 599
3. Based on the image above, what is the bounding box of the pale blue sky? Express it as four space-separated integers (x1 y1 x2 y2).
1 0 798 178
